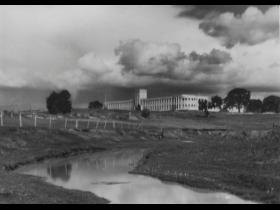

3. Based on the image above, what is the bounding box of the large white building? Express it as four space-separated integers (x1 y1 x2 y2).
105 89 209 112
105 99 134 111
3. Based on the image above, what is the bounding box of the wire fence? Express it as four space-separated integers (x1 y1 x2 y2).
0 111 156 132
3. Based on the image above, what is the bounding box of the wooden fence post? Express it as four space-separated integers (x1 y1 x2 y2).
0 111 3 127
75 120 78 129
34 115 37 128
104 121 107 129
64 118 68 129
113 121 115 129
19 112 22 128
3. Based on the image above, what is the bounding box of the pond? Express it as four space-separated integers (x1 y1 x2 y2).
18 149 255 204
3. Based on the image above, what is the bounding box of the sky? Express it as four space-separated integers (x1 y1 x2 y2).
0 5 279 109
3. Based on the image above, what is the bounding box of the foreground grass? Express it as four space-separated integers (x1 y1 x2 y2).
133 129 280 204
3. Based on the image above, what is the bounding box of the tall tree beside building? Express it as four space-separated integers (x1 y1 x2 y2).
262 96 280 113
224 88 251 113
198 99 209 117
88 101 103 110
210 95 223 110
246 99 263 113
46 90 72 114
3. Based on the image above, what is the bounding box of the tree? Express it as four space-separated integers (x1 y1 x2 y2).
198 99 209 117
46 90 72 114
224 88 251 113
141 108 150 118
88 101 103 110
135 104 141 111
211 95 223 110
262 96 280 113
246 99 263 113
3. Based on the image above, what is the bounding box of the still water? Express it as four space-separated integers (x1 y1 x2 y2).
18 149 255 204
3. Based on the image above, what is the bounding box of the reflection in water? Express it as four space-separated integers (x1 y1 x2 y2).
47 164 72 182
20 149 255 204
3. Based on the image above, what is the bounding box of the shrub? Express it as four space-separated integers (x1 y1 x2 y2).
88 101 103 110
141 108 150 118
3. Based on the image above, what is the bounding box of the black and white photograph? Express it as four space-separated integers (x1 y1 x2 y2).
0 5 279 204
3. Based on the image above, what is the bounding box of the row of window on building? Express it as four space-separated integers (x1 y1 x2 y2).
105 100 134 111
105 94 208 112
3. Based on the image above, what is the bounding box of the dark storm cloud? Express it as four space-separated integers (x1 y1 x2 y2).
114 39 231 80
0 86 52 110
199 6 279 48
177 5 279 48
114 39 187 78
77 39 238 97
177 5 274 19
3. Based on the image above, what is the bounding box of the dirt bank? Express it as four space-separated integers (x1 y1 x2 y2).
0 127 111 204
0 126 162 204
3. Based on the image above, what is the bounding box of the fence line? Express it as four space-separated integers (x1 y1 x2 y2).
0 112 146 132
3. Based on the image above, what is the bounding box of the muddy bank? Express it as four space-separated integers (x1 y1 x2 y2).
3 147 105 171
0 127 114 204
0 172 109 204
0 126 163 204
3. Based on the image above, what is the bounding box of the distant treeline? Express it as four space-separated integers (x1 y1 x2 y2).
199 88 280 114
45 88 280 115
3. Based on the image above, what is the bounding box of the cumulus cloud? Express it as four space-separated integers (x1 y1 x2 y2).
115 40 187 78
78 53 115 76
231 39 280 94
78 38 280 96
116 40 232 79
189 49 232 64
188 49 232 74
177 5 274 19
199 6 279 48
78 39 234 91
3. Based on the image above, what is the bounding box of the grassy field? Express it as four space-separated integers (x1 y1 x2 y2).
74 109 280 130
133 129 280 203
0 111 280 203
3 109 279 131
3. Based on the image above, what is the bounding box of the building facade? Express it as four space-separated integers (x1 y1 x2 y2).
105 89 209 112
140 94 209 112
105 99 134 111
